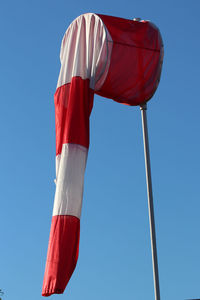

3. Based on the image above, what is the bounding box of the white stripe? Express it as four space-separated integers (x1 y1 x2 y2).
53 143 88 218
57 13 113 90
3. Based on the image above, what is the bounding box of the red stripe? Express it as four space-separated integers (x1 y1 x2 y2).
96 14 162 106
42 215 80 296
96 41 161 106
55 77 94 155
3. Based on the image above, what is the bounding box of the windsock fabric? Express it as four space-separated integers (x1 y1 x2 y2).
42 13 163 296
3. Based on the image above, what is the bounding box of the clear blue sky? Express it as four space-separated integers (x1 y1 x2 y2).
0 1 200 299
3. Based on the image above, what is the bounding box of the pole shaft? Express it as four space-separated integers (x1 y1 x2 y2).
140 103 161 300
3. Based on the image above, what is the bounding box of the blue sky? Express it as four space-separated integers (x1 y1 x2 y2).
0 0 200 299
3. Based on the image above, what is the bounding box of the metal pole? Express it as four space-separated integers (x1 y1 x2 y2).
140 103 161 300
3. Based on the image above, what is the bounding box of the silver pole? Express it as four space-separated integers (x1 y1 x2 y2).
140 103 161 300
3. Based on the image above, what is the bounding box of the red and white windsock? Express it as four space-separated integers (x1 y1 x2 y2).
42 13 163 296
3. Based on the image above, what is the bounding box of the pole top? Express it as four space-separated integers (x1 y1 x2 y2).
140 103 147 111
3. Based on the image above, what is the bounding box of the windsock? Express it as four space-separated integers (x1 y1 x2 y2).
42 13 163 296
